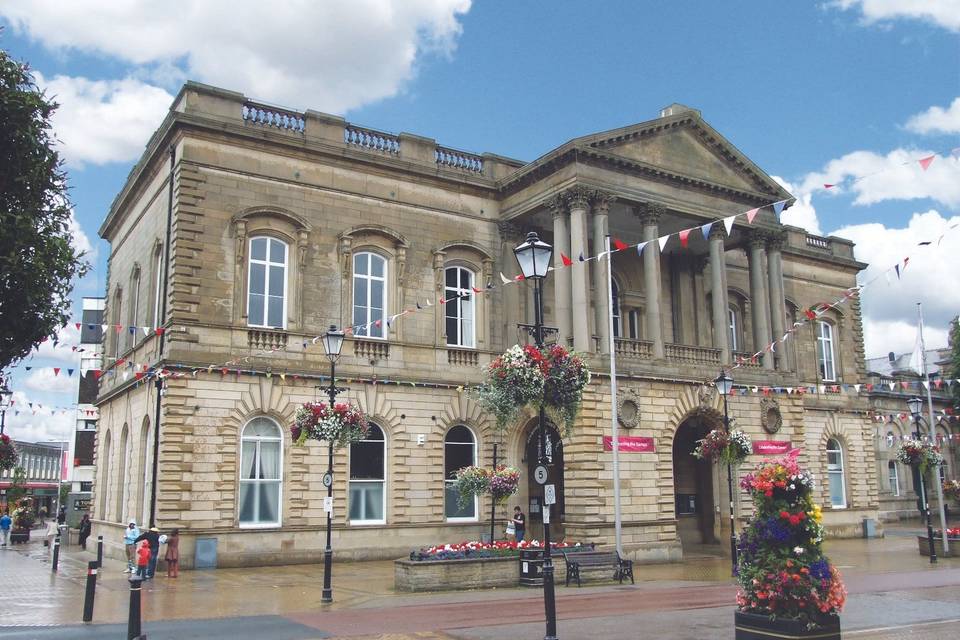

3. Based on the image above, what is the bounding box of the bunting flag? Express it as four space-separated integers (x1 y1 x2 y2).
701 222 713 240
918 155 935 171
773 200 788 217
578 252 585 262
894 264 901 279
658 235 669 251
612 238 629 251
636 241 649 256
824 183 836 189
678 228 691 248
560 253 573 267
745 208 759 224
723 214 736 236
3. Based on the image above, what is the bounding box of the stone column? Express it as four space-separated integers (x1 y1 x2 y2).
591 192 614 354
637 204 665 359
549 195 572 346
568 187 592 353
766 232 787 371
748 233 773 370
709 225 730 365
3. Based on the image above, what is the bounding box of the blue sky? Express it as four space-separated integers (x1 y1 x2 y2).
1 0 958 441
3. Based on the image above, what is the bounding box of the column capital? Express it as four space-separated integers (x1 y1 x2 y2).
632 202 666 226
764 229 787 251
708 223 728 241
748 231 767 251
562 185 593 211
547 193 568 217
590 190 616 214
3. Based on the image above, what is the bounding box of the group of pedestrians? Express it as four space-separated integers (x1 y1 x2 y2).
123 519 179 579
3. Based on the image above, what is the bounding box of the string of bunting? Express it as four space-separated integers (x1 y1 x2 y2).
821 145 960 191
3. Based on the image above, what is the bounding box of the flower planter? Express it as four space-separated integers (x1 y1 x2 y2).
10 529 30 544
735 611 841 640
917 535 958 557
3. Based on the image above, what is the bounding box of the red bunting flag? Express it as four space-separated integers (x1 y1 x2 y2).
93 369 103 379
678 228 691 248
53 367 60 376
561 253 573 267
824 184 835 189
612 238 628 251
515 275 525 281
804 309 816 320
918 155 935 171
75 323 81 330
135 372 144 381
471 286 482 294
155 327 165 336
745 208 759 224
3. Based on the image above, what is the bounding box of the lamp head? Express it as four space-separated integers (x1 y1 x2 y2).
714 371 733 396
513 232 553 280
906 396 923 418
322 325 345 362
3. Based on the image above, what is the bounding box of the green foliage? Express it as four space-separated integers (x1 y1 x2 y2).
6 466 27 506
0 42 89 372
949 316 960 410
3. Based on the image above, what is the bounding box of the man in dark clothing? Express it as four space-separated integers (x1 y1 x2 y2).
56 505 66 526
134 527 161 579
78 514 92 550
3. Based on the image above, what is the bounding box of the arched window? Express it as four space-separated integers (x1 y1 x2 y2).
444 425 477 520
247 236 288 329
445 267 475 348
728 306 739 352
826 438 846 508
611 280 621 338
239 417 283 526
99 431 112 520
112 288 123 358
887 460 900 496
628 309 639 340
128 267 141 350
152 244 164 329
817 321 837 382
138 418 152 527
350 424 386 523
116 425 130 522
353 252 387 339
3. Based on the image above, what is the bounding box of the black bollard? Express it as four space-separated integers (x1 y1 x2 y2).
52 535 61 572
127 576 143 640
82 561 98 622
96 535 103 568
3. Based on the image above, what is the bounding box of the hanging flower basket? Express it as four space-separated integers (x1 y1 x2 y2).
736 451 845 637
692 429 752 466
291 401 369 449
943 479 960 505
896 439 943 476
474 343 589 435
0 434 17 471
488 466 521 504
453 466 490 509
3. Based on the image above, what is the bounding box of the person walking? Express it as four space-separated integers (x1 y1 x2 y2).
0 510 11 548
134 526 161 579
135 541 151 579
512 506 526 543
123 520 140 573
77 513 91 550
164 529 180 578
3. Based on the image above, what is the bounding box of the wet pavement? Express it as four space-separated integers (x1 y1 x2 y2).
0 521 958 639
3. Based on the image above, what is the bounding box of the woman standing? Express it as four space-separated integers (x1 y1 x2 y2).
164 529 180 578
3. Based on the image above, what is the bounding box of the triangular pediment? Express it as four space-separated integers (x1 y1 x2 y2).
574 112 788 197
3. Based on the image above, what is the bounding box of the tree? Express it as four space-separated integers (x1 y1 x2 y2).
949 316 960 411
0 42 88 372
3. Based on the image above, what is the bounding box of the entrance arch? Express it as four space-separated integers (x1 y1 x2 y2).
521 420 565 540
672 415 718 549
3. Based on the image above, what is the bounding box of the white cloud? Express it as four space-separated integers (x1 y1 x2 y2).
66 209 96 260
28 324 82 364
772 176 823 235
2 0 472 115
905 97 960 135
23 368 79 394
831 0 960 32
35 73 173 167
832 209 960 353
5 391 74 444
799 148 960 208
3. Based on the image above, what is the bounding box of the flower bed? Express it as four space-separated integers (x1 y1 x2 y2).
409 539 587 561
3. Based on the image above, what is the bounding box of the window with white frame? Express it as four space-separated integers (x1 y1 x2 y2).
611 280 621 338
353 252 387 339
445 267 475 348
152 246 163 328
826 438 846 508
886 430 896 449
817 321 837 382
247 236 288 329
887 460 900 496
239 417 283 526
628 309 639 340
728 306 739 351
444 425 477 520
349 423 385 523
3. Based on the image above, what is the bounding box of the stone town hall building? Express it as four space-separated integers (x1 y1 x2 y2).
91 82 890 568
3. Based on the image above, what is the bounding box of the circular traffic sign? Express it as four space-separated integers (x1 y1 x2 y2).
534 465 549 485
322 472 333 488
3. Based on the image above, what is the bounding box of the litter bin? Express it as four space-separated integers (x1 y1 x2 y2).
519 548 543 587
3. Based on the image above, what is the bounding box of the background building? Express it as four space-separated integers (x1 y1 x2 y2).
67 297 105 496
0 440 66 516
90 83 890 568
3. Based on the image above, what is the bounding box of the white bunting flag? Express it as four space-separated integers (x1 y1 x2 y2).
723 215 736 236
658 235 670 251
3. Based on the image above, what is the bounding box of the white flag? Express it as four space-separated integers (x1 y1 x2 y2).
907 323 924 374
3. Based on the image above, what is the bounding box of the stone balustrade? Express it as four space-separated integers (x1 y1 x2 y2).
805 235 831 250
353 339 390 361
447 348 479 367
734 351 763 368
664 343 721 365
344 124 400 154
435 146 484 173
247 328 288 351
614 338 653 359
241 102 305 132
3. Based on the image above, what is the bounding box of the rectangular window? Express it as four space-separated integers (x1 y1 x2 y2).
888 461 899 496
628 310 639 340
445 267 475 348
817 322 836 382
247 237 287 329
827 447 845 508
353 253 387 339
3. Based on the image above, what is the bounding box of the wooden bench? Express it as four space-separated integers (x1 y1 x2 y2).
562 550 634 587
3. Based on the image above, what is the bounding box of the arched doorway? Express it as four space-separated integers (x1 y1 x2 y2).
522 420 565 541
673 416 717 549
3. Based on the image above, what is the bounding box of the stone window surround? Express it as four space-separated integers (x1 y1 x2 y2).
433 240 494 350
126 263 142 353
237 415 284 529
232 207 310 332
340 225 407 342
816 317 842 383
825 436 848 509
444 424 479 522
352 251 389 340
246 236 290 330
348 421 388 526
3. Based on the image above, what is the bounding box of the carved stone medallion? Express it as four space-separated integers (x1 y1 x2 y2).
617 387 641 429
760 397 783 434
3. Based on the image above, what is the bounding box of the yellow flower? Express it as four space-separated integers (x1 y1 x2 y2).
808 503 823 524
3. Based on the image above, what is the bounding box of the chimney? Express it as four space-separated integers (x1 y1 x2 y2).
659 103 701 119
888 352 896 363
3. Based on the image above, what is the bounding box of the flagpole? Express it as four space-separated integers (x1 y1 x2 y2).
605 235 623 557
918 303 949 554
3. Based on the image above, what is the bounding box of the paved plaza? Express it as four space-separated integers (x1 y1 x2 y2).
1 523 959 639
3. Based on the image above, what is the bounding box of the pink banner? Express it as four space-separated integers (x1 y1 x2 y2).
603 436 655 453
752 440 793 456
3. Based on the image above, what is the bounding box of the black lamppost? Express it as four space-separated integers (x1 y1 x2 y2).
714 371 737 575
321 325 346 602
514 231 558 640
0 379 11 436
908 396 937 564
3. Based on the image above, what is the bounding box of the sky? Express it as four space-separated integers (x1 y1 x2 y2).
0 0 958 443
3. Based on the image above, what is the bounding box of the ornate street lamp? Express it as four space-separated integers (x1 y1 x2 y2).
514 231 558 640
908 397 936 564
714 370 737 576
0 379 12 436
321 325 345 602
